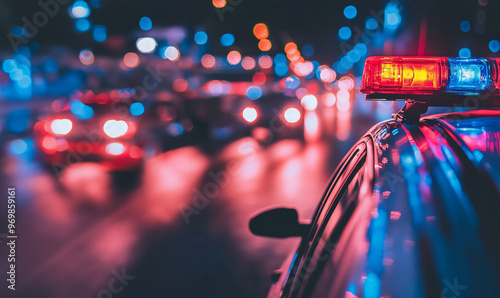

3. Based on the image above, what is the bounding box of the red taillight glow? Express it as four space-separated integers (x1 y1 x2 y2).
50 119 73 135
284 108 301 123
361 57 447 94
103 120 129 138
242 107 258 123
105 143 126 156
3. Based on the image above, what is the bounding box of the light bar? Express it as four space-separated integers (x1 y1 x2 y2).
361 57 499 99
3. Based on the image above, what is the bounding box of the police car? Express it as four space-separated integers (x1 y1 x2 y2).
250 57 500 298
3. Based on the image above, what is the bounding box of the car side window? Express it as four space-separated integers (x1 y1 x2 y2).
290 139 372 298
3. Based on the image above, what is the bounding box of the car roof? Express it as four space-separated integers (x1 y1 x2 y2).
424 109 500 189
367 109 500 190
361 110 500 296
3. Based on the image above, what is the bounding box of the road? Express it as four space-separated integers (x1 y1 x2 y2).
0 103 381 298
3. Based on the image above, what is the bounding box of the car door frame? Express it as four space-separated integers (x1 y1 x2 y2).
278 135 375 297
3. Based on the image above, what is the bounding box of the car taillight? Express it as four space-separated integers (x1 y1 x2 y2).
105 142 126 155
103 120 129 138
50 119 73 135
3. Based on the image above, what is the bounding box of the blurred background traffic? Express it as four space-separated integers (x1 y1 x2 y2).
0 0 499 297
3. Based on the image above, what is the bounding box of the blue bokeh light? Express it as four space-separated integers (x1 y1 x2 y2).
246 86 263 100
459 48 471 58
344 6 357 19
139 17 152 31
166 123 184 136
365 17 378 30
220 33 235 47
11 26 25 37
460 21 471 33
354 43 368 56
2 59 17 73
338 27 352 40
75 19 90 32
10 139 27 155
70 1 90 19
274 53 287 64
130 102 145 116
302 44 314 57
274 62 288 76
384 3 401 31
70 100 94 119
285 75 300 89
194 31 208 45
489 40 500 53
6 110 31 134
93 25 107 42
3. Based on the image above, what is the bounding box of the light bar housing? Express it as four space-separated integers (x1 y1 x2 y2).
361 56 500 106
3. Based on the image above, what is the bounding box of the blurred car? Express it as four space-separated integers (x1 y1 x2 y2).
239 94 305 145
34 90 146 171
250 57 500 297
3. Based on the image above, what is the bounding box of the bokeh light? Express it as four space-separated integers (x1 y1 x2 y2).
106 143 125 155
220 33 235 46
252 72 267 85
365 17 378 30
139 17 152 30
274 62 288 76
194 31 208 45
51 119 73 135
489 40 500 53
124 52 139 68
285 76 300 89
10 139 28 155
285 42 297 53
322 92 336 107
166 123 184 136
75 19 91 32
70 1 90 19
242 107 258 123
246 86 263 100
164 46 180 61
300 94 318 111
227 51 242 65
258 55 273 69
173 78 188 92
460 20 471 32
284 108 301 123
201 54 216 68
258 39 272 51
253 23 269 39
136 37 157 53
302 44 314 57
213 0 226 8
319 66 336 83
459 47 471 58
344 6 357 19
93 25 107 42
241 57 256 70
103 120 128 138
338 27 351 40
130 102 145 116
79 49 94 65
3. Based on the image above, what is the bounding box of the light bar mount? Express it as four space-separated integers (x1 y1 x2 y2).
391 99 428 125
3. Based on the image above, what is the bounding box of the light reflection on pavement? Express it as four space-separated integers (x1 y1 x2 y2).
0 108 376 298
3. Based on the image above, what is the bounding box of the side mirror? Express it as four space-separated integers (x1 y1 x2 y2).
249 208 310 238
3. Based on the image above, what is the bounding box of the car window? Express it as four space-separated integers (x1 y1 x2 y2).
306 159 368 298
288 139 372 297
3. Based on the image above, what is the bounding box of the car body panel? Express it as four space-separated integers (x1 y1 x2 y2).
267 110 500 298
